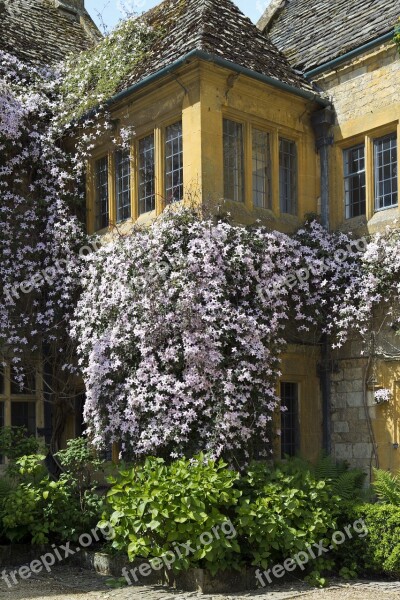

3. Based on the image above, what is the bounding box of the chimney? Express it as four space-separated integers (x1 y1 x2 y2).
54 0 85 15
257 0 287 33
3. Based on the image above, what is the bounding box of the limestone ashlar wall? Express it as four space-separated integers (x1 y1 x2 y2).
331 323 400 479
331 341 373 477
313 43 400 128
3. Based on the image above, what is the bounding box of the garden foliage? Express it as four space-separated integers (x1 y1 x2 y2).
0 437 104 544
102 454 360 575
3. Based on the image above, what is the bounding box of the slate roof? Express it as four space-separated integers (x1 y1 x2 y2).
0 0 101 67
258 0 399 72
120 0 315 95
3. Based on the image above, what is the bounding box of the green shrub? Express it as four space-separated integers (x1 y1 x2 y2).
0 427 40 461
235 461 341 569
101 454 242 573
0 440 105 544
103 454 365 576
337 503 400 578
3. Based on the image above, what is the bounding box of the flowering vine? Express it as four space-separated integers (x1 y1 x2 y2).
70 209 366 459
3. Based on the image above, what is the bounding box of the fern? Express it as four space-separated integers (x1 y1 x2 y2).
278 455 366 500
334 470 366 500
372 468 400 506
314 455 347 479
0 477 13 502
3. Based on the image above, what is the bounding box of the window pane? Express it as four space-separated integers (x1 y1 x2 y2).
139 134 156 214
252 129 271 209
374 134 398 211
165 122 183 203
223 119 244 202
11 402 36 436
344 144 366 219
281 382 299 458
115 150 131 223
279 138 297 215
95 156 109 230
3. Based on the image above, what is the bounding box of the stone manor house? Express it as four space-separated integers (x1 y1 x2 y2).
0 0 399 479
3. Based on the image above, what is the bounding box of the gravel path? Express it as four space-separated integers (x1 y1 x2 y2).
1 565 400 600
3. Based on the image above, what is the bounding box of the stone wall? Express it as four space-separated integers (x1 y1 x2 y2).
330 341 373 476
313 42 400 126
330 320 400 478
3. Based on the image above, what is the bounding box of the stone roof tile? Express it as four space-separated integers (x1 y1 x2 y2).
0 0 101 67
259 0 399 72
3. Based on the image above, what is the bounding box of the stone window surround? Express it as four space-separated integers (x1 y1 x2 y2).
0 364 43 464
222 109 300 216
340 122 399 223
88 115 183 234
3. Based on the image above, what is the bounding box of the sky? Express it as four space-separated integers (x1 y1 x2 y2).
85 0 269 33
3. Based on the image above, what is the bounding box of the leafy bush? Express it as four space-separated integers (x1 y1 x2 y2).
337 503 400 578
56 437 104 518
272 455 366 501
372 468 400 505
0 439 105 544
101 454 242 573
235 461 341 569
103 454 365 576
0 427 40 461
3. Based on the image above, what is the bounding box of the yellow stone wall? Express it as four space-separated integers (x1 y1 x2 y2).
278 345 322 463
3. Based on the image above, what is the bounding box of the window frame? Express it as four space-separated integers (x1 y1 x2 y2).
340 126 399 223
252 126 272 210
0 364 40 465
223 118 245 203
279 137 298 216
138 131 156 216
280 381 300 459
164 120 184 204
374 132 398 212
94 154 110 231
115 148 132 223
343 143 366 220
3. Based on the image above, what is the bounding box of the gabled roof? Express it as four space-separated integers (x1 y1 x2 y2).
258 0 399 73
120 0 315 95
0 0 101 67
